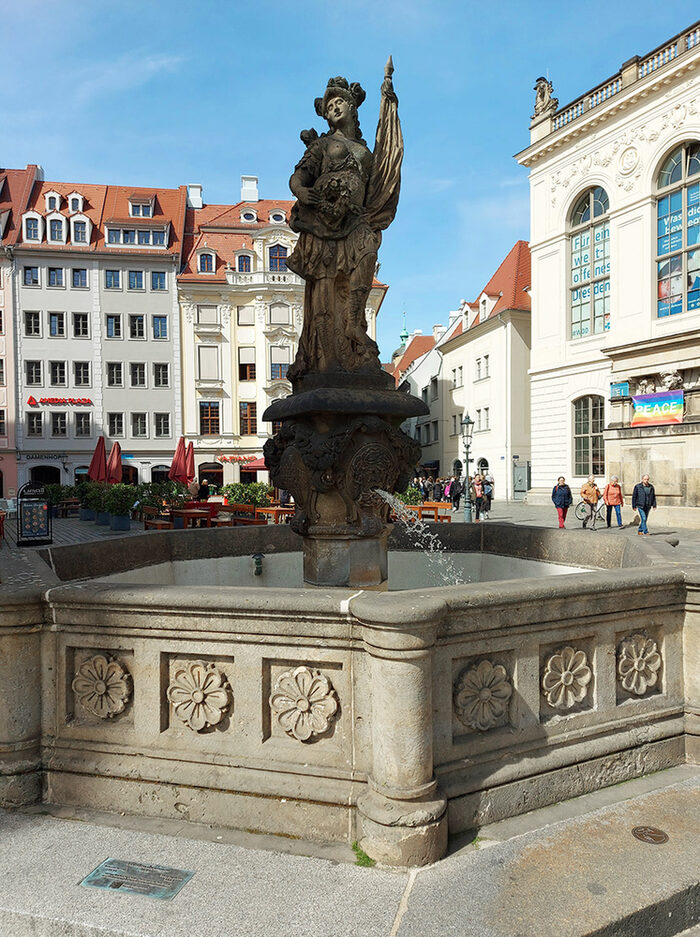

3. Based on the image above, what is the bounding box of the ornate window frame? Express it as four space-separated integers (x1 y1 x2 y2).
655 140 700 319
568 187 611 340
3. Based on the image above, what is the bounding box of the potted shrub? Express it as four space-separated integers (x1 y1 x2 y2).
45 483 63 518
105 483 137 531
87 483 110 525
80 482 98 521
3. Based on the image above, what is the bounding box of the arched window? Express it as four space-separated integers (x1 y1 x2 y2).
269 245 287 272
573 395 604 477
569 187 610 339
656 141 700 318
199 253 213 273
238 254 251 272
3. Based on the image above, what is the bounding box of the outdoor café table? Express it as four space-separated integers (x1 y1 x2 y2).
170 508 211 529
58 498 80 517
255 506 296 524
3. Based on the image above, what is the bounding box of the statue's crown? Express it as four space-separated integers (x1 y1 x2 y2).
315 76 366 117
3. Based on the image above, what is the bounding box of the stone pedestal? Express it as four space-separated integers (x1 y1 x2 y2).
263 369 427 589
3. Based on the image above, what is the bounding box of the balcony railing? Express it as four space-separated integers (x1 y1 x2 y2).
226 270 303 287
547 19 700 135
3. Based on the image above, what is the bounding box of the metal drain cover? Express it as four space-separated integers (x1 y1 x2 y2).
632 826 669 844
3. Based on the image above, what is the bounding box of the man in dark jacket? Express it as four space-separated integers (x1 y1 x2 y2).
632 474 656 535
451 476 463 512
551 476 573 528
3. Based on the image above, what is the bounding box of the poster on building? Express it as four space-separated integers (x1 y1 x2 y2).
630 390 684 427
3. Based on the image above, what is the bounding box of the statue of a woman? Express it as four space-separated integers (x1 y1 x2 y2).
287 58 403 380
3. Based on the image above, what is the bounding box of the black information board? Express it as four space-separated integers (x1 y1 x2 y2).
16 482 52 546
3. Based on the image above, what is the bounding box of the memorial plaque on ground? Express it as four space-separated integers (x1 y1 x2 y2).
80 858 193 899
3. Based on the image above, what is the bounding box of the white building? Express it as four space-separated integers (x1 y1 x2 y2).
178 176 387 489
517 20 700 524
7 172 186 487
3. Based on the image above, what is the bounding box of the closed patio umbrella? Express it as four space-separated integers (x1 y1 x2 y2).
106 441 123 484
168 436 188 485
87 436 107 482
185 442 195 483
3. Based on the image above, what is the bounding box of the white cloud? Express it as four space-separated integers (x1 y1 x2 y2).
72 52 185 106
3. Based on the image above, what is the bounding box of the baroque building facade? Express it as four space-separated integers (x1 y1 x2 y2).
518 20 700 524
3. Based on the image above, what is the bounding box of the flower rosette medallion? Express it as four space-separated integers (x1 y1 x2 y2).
167 660 230 732
453 660 513 732
72 654 132 719
542 646 592 710
270 666 339 741
618 634 662 696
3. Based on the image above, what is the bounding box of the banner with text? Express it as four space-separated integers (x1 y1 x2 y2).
630 390 683 427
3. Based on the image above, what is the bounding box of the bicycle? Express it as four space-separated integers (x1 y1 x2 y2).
574 499 605 528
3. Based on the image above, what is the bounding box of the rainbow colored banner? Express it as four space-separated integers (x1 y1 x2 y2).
631 390 683 427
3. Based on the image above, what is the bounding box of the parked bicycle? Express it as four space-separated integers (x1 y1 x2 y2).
574 499 605 528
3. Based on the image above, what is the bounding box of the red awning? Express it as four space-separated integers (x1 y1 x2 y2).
242 457 267 471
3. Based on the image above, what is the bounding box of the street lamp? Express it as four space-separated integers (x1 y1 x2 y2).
461 413 475 523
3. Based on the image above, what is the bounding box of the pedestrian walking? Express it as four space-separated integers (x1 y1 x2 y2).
580 476 601 529
632 474 656 535
434 478 444 502
603 475 624 528
483 475 494 519
551 476 573 528
451 476 463 512
472 475 485 522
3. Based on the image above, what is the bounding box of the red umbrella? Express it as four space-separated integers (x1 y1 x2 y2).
87 436 107 482
168 436 188 484
106 441 122 484
185 442 195 483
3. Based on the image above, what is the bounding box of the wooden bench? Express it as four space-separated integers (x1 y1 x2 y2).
211 515 233 527
144 517 173 530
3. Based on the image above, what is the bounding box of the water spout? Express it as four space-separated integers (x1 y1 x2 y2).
252 553 265 576
375 490 467 587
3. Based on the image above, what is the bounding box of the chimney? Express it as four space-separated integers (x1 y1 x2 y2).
432 324 444 341
241 175 259 202
187 184 203 209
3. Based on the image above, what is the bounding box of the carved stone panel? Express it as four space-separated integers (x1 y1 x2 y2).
71 652 132 720
617 633 662 700
541 645 593 712
453 659 513 733
167 660 231 732
269 665 339 742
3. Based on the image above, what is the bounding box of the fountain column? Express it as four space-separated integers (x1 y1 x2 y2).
352 593 448 866
263 63 427 589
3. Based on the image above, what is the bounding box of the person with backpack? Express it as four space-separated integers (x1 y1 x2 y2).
551 476 573 528
632 474 656 535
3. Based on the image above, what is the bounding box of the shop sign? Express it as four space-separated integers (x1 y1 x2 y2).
20 452 68 460
16 481 52 546
630 390 683 427
27 396 93 406
610 381 630 399
216 454 257 463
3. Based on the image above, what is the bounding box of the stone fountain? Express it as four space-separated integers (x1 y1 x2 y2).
263 59 427 588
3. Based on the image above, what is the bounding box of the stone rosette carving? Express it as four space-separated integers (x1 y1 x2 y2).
167 660 231 732
72 654 132 719
453 660 513 732
269 666 338 741
542 646 592 710
618 634 662 696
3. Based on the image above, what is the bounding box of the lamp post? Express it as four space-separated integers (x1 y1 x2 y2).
461 413 474 523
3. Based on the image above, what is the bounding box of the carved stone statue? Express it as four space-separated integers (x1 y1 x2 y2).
263 61 427 589
532 76 558 120
287 60 402 380
658 368 683 391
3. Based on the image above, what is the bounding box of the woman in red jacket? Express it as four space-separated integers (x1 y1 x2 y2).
603 475 624 528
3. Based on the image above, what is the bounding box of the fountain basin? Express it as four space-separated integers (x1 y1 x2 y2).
1 523 697 867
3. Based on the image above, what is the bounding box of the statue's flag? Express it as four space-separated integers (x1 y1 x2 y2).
630 390 683 427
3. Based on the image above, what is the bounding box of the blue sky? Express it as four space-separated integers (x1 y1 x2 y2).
3 0 699 357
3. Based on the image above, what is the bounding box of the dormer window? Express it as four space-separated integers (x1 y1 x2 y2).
241 210 257 223
480 298 488 323
199 252 214 273
107 228 121 244
270 211 285 223
70 214 91 245
67 192 84 213
47 214 66 243
25 217 40 241
44 190 62 213
129 198 154 218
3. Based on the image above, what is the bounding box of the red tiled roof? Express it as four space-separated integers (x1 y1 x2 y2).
9 176 187 257
0 166 38 244
178 200 296 282
466 240 530 329
390 334 436 385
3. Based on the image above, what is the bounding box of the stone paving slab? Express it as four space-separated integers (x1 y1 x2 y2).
396 774 700 937
0 811 407 937
1 771 698 937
